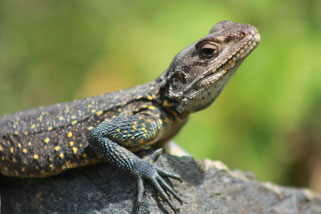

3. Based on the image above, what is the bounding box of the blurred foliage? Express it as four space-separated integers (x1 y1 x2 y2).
0 0 320 192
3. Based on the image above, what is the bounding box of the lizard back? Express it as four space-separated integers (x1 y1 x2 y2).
0 81 163 177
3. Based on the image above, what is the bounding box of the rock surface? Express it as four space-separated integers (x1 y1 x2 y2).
1 150 321 214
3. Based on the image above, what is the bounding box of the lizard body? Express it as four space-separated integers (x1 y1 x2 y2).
0 21 260 212
0 82 186 177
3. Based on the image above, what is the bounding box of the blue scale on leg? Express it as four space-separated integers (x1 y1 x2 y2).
87 112 182 212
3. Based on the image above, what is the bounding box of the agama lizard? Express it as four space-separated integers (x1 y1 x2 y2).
0 21 260 212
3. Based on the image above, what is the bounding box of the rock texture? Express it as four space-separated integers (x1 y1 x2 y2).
1 150 321 214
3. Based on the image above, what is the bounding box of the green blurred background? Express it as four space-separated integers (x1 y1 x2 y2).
1 0 320 193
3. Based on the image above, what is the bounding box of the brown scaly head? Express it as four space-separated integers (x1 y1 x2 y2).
160 20 260 114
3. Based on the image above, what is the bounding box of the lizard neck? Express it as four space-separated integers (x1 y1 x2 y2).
142 73 189 120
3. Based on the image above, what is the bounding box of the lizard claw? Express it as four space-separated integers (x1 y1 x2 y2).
133 153 182 213
136 176 144 205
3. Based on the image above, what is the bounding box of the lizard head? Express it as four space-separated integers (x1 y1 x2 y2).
161 20 260 114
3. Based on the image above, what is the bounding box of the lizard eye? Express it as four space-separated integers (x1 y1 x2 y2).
199 43 218 58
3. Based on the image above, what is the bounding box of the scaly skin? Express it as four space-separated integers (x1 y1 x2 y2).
0 21 260 212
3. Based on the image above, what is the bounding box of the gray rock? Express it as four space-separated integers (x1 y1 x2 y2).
1 151 321 214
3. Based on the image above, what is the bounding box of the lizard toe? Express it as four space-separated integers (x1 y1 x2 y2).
132 159 181 212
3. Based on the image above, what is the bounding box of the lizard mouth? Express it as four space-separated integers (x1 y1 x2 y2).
197 31 261 91
183 30 261 111
170 22 261 113
208 32 260 80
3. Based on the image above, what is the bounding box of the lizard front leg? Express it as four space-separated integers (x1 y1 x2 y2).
87 112 182 211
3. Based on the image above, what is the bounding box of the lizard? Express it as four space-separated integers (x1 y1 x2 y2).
0 21 260 212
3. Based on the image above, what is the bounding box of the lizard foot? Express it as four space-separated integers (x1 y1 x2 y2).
134 149 182 213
